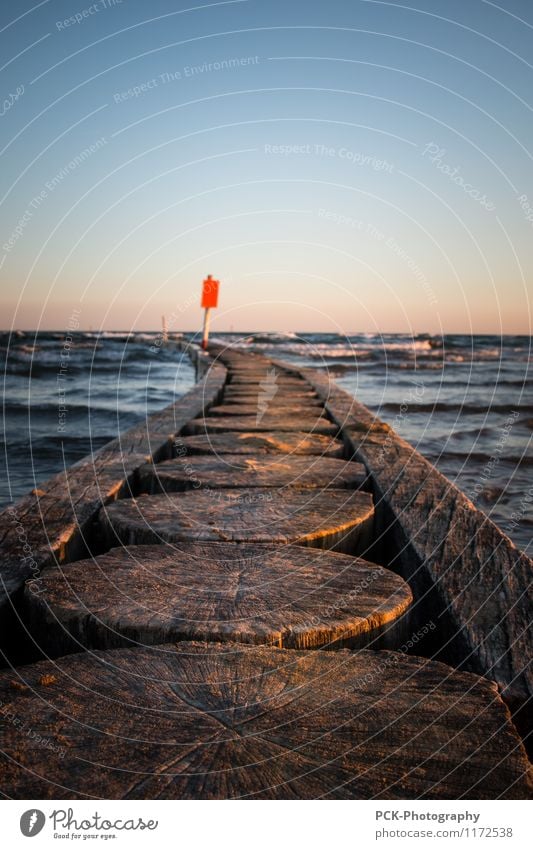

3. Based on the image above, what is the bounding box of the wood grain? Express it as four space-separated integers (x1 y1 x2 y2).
230 377 310 388
0 642 529 799
207 404 322 417
99 489 375 555
221 394 323 407
173 432 344 457
183 415 338 436
24 542 412 652
138 455 367 493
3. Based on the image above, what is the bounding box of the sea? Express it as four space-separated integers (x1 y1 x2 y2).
1 330 531 555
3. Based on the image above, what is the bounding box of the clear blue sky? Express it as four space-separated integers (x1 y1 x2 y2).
1 0 532 334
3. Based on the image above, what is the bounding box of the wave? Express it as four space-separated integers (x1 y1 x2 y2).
3 400 138 415
425 450 533 466
1 346 181 375
377 402 533 414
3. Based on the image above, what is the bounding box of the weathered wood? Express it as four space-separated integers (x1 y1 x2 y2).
230 377 309 387
183 414 338 436
174 432 344 457
224 386 318 397
24 543 412 652
225 368 279 376
221 394 323 407
300 365 533 713
138 455 367 493
218 359 274 369
219 360 273 368
0 642 530 799
100 489 375 555
0 363 227 632
222 362 275 369
209 404 322 418
207 404 322 417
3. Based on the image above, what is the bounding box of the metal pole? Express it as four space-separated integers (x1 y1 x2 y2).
201 307 211 350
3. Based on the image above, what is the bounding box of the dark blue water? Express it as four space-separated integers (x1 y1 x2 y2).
1 331 195 505
2 331 531 554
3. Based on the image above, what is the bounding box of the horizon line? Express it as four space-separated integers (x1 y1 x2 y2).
1 328 531 337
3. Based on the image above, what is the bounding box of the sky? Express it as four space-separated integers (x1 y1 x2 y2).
1 0 532 334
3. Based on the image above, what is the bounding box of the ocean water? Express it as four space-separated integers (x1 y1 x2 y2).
1 331 531 555
1 331 195 506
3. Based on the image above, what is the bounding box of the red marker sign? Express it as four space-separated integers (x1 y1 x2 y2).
201 275 219 309
200 274 220 349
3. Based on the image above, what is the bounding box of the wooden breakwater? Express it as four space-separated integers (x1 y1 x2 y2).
0 345 531 799
294 363 533 739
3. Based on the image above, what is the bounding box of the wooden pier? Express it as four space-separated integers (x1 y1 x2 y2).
0 346 531 799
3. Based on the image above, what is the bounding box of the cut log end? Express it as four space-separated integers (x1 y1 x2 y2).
99 489 375 556
24 542 412 652
138 455 367 494
173 432 345 457
183 415 338 436
0 642 530 800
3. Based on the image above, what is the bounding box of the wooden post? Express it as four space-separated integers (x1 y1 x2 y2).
200 274 219 350
201 307 211 350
